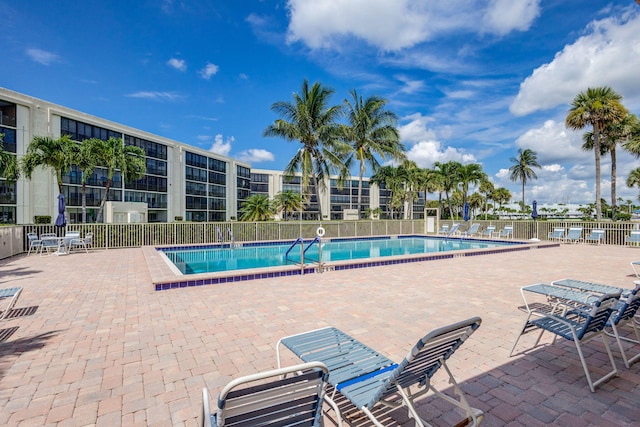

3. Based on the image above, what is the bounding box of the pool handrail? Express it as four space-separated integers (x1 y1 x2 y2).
303 237 320 256
285 237 304 261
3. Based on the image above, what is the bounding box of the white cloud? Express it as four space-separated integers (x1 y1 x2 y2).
199 62 220 80
399 113 437 143
125 91 184 101
209 134 233 157
167 58 186 71
483 0 540 36
511 9 640 115
238 149 275 163
25 48 60 65
285 0 541 51
514 119 589 163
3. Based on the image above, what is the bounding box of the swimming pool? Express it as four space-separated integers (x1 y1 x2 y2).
160 236 512 275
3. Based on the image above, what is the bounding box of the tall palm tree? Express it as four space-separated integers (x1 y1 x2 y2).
412 167 440 216
479 179 495 220
21 135 75 194
71 138 102 223
342 89 405 216
433 161 461 219
264 80 346 220
492 187 512 214
583 113 639 220
457 163 486 208
468 192 484 219
628 167 640 201
239 194 274 221
0 135 19 181
93 137 146 223
508 148 541 214
273 190 305 221
370 165 404 219
566 87 627 220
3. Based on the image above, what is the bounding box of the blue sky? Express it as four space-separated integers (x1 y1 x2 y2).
2 0 639 205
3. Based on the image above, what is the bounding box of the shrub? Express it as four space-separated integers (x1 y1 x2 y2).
34 216 51 224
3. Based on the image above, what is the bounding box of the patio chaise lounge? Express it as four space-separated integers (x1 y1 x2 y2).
463 223 481 237
437 224 449 235
481 226 496 238
201 361 341 427
498 226 513 238
510 290 621 392
632 261 640 278
565 227 583 244
584 229 605 245
277 317 484 426
626 231 640 246
604 281 640 368
548 227 565 241
0 287 23 321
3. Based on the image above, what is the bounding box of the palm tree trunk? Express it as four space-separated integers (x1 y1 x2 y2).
522 181 525 215
357 161 364 217
81 182 87 223
594 128 602 220
445 190 453 219
96 179 112 223
312 175 322 220
611 146 617 220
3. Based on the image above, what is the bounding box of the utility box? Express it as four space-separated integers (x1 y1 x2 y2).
105 202 148 223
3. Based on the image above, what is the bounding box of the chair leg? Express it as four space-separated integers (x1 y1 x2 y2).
609 321 640 369
573 332 618 393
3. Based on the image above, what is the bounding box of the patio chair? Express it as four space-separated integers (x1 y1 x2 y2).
446 223 461 237
584 229 605 245
605 281 640 368
201 361 341 427
463 223 480 237
510 291 621 392
626 231 640 246
26 233 42 255
481 226 496 238
632 261 640 278
69 232 91 253
277 317 484 427
0 287 23 321
40 233 61 256
437 224 449 235
565 227 583 244
548 227 565 241
497 226 513 238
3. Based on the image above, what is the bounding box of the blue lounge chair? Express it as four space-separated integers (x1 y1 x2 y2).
565 227 583 244
481 226 496 238
548 227 565 241
277 318 484 426
437 224 449 235
498 226 513 238
463 223 481 237
511 290 621 392
632 261 640 278
584 229 605 245
605 282 640 368
201 361 341 427
626 231 640 246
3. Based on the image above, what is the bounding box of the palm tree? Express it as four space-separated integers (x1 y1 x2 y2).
457 163 486 208
492 187 512 214
0 134 19 181
239 194 274 221
273 190 305 221
93 137 146 223
342 89 405 216
433 161 461 219
468 192 484 220
21 135 75 194
71 138 102 223
566 87 627 220
370 165 404 219
508 148 541 215
264 80 346 220
628 167 640 201
479 179 495 220
412 167 440 216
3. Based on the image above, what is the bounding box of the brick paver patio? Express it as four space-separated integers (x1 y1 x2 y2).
0 243 639 426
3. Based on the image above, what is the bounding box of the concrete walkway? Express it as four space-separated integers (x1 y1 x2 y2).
0 244 639 426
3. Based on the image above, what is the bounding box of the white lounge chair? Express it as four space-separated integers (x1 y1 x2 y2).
498 226 513 238
548 227 565 241
584 229 605 245
463 223 481 237
437 224 449 235
0 287 23 321
626 231 640 246
26 233 42 255
481 226 496 238
565 227 583 244
277 318 484 427
201 361 341 427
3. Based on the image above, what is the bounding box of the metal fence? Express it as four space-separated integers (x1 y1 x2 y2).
3 219 639 260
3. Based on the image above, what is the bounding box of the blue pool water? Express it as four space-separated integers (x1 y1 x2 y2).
160 236 511 275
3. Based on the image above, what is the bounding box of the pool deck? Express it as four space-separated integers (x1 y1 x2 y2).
1 243 640 426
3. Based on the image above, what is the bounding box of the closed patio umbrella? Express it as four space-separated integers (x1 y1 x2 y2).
531 200 538 221
463 202 469 221
55 194 66 227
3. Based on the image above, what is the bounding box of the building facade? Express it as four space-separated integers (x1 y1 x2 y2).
0 88 420 224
